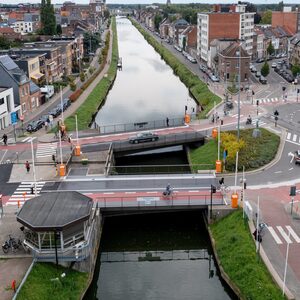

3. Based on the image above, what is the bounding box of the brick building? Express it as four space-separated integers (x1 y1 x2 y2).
272 7 300 35
197 4 254 68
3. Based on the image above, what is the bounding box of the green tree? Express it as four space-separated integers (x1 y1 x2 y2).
80 72 85 82
40 0 56 35
56 24 62 35
261 10 272 24
292 64 300 77
104 10 110 19
267 42 275 56
261 61 270 77
154 14 163 31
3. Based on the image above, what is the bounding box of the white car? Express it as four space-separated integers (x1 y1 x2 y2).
271 62 277 68
210 75 220 82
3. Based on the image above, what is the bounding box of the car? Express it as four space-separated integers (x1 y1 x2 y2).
224 101 233 110
210 74 220 82
26 120 44 133
129 131 159 144
255 71 261 78
294 150 300 164
188 57 197 63
48 107 61 118
271 62 277 68
182 51 188 58
63 98 71 110
259 75 267 84
256 58 264 63
251 66 257 73
38 114 49 125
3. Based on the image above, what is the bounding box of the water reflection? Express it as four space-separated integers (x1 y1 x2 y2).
95 18 196 126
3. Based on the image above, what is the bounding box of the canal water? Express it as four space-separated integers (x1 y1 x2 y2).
84 212 236 300
94 17 197 127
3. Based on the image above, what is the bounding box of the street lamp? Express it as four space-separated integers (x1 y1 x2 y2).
236 43 242 141
30 138 37 196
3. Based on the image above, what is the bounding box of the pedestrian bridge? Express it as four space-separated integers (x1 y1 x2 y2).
112 131 205 157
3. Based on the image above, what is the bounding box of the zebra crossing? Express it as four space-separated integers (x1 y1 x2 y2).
286 132 300 146
36 142 57 159
267 225 300 245
234 97 279 105
21 137 37 143
7 181 45 206
231 114 266 127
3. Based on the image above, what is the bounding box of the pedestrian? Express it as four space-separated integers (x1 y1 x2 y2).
2 133 7 146
30 183 34 195
166 117 169 127
44 121 48 131
25 161 30 173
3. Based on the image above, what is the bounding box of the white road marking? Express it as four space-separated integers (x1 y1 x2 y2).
268 227 283 244
125 192 136 194
293 134 297 142
0 149 8 164
146 191 158 194
103 192 115 194
274 171 282 173
277 226 292 243
286 226 300 243
188 190 200 192
289 167 294 171
286 132 291 140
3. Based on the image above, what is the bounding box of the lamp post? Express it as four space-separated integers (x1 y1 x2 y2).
30 138 37 196
60 86 64 124
237 42 242 141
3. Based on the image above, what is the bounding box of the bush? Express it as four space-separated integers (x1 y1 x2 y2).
80 72 85 82
69 89 83 102
69 82 76 91
89 67 95 75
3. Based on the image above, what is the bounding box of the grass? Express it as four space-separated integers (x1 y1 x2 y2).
64 17 119 131
129 18 221 118
17 262 88 300
189 128 280 172
210 210 285 300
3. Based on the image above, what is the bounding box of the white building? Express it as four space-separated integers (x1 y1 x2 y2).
197 4 254 67
12 21 34 34
0 87 18 130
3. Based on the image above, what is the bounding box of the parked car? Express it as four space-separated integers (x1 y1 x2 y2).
188 56 197 63
26 120 44 133
38 114 49 125
210 74 220 82
255 71 261 78
259 76 267 84
271 62 277 68
48 107 61 118
251 66 257 73
256 58 264 63
182 51 188 58
294 150 300 165
129 131 159 144
63 98 71 111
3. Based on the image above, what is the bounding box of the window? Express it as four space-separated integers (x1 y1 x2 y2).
6 95 11 112
31 97 35 108
0 98 4 105
22 103 26 113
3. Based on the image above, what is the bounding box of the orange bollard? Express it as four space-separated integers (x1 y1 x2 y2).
11 279 16 292
59 164 66 176
184 114 191 124
212 128 218 138
231 193 238 208
74 145 81 156
17 200 20 208
215 160 222 173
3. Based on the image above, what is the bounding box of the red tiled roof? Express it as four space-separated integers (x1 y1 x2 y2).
0 27 14 34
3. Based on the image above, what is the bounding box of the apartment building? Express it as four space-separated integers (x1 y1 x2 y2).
197 4 254 68
272 7 300 35
0 87 18 130
12 21 34 34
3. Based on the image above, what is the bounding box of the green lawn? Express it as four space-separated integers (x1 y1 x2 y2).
17 263 88 300
189 128 280 172
210 210 285 300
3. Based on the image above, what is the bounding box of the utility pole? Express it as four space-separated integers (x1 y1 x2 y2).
237 43 242 141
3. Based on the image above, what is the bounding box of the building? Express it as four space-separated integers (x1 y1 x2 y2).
178 25 197 51
289 33 300 66
12 21 34 34
197 4 255 68
272 7 300 35
218 42 251 83
0 27 21 41
169 18 189 44
0 55 32 116
0 87 18 130
252 27 264 60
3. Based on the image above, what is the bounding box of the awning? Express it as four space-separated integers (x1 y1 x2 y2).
30 73 44 80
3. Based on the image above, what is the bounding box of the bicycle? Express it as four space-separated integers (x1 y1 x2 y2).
219 183 231 195
2 235 22 253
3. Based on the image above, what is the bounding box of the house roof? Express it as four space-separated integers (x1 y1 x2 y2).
17 191 93 231
220 42 250 58
29 81 40 94
181 25 196 36
173 18 189 26
0 27 14 34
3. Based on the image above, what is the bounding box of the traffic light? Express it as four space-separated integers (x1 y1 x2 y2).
211 185 216 193
185 105 188 112
243 181 247 190
256 100 259 106
274 110 279 116
282 86 286 91
252 90 255 96
290 186 297 196
298 89 300 94
219 177 224 185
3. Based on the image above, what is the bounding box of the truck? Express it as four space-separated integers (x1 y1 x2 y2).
40 85 54 100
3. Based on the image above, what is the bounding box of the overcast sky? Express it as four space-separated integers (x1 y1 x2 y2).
2 0 297 5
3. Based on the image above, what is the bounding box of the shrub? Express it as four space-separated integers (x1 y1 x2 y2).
80 72 85 82
89 67 95 75
69 89 83 102
69 82 76 91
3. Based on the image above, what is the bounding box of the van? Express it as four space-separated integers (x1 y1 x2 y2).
40 85 54 99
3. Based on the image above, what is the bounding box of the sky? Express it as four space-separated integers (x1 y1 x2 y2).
2 0 297 4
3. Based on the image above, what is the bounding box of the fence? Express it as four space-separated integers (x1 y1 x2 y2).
92 114 198 134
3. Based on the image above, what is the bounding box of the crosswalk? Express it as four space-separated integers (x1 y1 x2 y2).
231 114 266 127
235 97 279 105
21 137 37 143
267 225 300 245
7 181 45 206
36 143 57 159
286 132 300 146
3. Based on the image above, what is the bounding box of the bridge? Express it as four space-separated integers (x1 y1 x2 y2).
111 131 205 157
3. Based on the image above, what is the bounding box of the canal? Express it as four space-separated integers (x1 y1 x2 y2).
94 17 197 127
84 212 236 300
84 18 234 300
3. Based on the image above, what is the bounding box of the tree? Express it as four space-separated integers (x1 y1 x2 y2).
292 64 300 77
104 10 110 20
261 10 272 24
261 61 270 77
56 24 62 35
267 42 275 56
80 72 85 82
154 14 163 31
40 0 56 35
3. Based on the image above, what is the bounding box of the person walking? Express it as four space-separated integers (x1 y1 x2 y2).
2 134 7 146
25 161 30 173
166 117 169 127
44 121 48 131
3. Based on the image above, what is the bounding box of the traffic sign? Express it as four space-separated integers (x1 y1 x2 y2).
10 112 17 125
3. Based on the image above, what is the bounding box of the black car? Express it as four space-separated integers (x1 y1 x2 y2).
129 132 159 144
26 120 44 133
224 101 234 110
63 98 71 111
48 107 61 118
294 150 300 165
38 114 49 125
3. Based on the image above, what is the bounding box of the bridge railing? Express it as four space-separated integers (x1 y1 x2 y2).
109 164 214 175
92 114 198 135
95 193 223 208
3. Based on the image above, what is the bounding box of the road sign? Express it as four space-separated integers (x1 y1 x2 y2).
137 197 160 204
10 112 17 125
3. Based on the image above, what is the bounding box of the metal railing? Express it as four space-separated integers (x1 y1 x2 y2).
92 114 198 135
95 192 223 209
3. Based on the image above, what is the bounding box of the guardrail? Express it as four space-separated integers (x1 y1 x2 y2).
92 114 199 134
104 143 114 176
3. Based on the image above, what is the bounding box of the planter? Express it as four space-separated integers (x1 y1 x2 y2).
82 158 89 165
